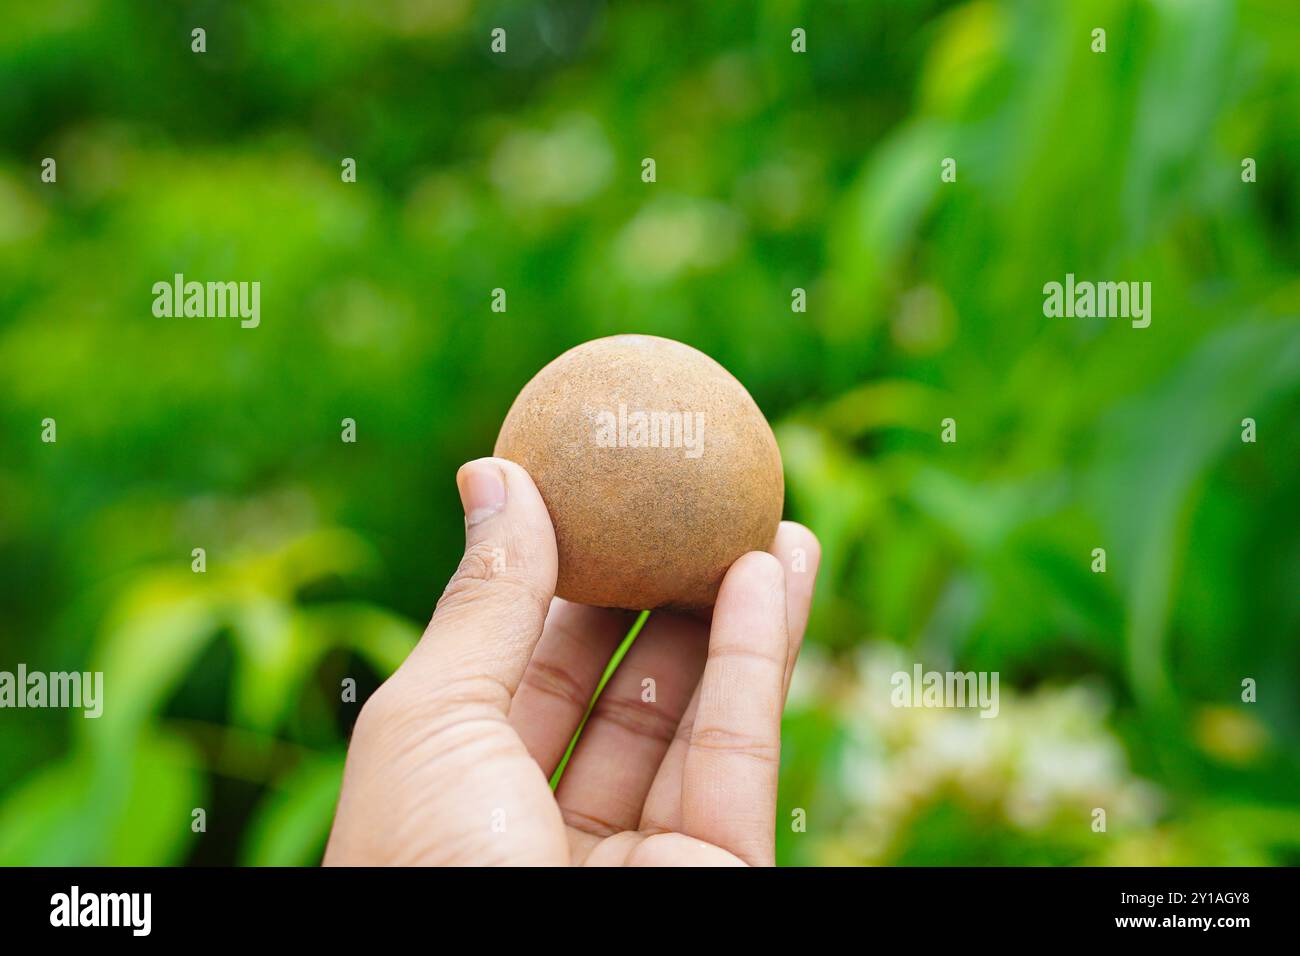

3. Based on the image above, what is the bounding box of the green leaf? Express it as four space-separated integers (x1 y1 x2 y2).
240 753 346 866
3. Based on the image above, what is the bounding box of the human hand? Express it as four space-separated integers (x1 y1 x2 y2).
324 457 820 866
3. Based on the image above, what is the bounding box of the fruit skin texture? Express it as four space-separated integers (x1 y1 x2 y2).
494 334 784 611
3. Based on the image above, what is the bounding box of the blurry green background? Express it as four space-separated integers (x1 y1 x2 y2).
2 0 1298 866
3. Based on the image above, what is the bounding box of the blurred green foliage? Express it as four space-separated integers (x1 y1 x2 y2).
1 0 1298 866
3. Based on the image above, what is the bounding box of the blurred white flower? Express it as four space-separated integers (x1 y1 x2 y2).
822 643 1161 862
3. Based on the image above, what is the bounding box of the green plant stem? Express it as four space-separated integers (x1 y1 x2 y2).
549 609 652 790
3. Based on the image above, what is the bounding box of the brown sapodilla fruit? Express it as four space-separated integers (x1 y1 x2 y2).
493 334 784 610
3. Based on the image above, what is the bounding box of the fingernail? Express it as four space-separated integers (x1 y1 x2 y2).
457 460 507 527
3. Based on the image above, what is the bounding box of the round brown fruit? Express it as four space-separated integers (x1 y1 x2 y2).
494 334 784 610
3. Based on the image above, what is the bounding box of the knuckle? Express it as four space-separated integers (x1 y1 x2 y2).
561 805 624 838
592 692 679 744
518 658 591 715
710 642 788 669
438 542 501 607
436 541 549 622
690 724 780 764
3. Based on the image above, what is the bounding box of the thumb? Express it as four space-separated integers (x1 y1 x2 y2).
399 457 558 708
